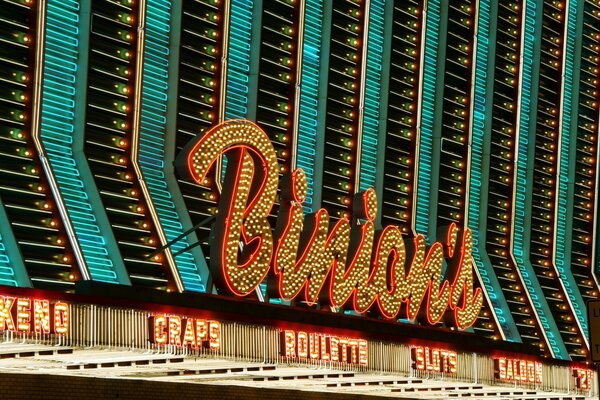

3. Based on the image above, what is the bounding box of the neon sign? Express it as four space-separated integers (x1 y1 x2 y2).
494 358 542 384
411 346 457 374
280 330 368 366
149 314 220 351
0 295 69 335
176 119 483 329
573 368 593 390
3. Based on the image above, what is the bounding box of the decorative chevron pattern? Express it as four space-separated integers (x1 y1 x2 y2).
0 0 597 362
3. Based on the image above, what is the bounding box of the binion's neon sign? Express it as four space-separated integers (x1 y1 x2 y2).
176 119 483 329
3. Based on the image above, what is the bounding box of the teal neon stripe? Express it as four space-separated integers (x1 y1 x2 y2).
40 0 121 283
296 0 324 212
414 0 440 235
222 0 254 180
162 0 210 290
225 0 253 120
139 0 205 292
512 0 568 359
468 0 520 342
358 0 385 192
0 235 17 286
0 196 29 286
245 0 262 121
555 0 587 336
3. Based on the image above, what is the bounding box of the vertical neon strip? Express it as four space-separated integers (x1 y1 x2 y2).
246 0 262 122
130 0 184 292
220 0 255 184
308 1 332 210
0 198 29 286
554 0 588 340
135 0 205 292
357 0 384 193
0 234 17 286
37 0 129 284
468 0 520 342
225 0 253 120
295 0 324 212
163 0 210 290
414 0 441 236
511 0 568 359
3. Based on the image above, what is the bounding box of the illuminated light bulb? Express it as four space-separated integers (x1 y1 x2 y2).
118 30 133 41
203 45 217 55
116 66 131 76
12 90 26 102
12 71 29 82
13 32 30 44
11 110 25 121
117 48 131 59
114 101 129 112
341 138 354 147
115 84 130 94
200 111 214 120
277 103 290 112
118 13 133 24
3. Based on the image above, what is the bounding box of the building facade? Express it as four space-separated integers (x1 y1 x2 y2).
0 0 599 379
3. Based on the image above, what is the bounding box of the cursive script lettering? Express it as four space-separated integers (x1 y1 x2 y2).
176 120 483 329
